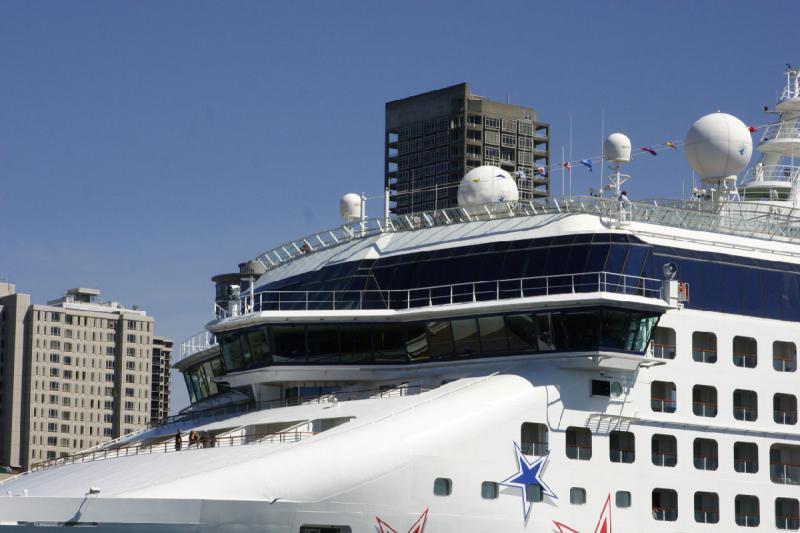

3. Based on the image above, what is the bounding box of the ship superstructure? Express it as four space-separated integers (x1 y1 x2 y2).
1 70 800 533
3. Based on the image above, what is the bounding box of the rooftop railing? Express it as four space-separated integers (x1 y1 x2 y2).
740 164 800 186
761 122 800 143
178 330 217 360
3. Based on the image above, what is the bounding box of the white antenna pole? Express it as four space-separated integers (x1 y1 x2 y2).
561 145 565 197
384 187 390 224
600 109 605 194
569 114 573 196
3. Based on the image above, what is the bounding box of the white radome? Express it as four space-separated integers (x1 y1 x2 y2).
603 133 632 163
456 166 519 207
684 112 752 179
339 193 362 223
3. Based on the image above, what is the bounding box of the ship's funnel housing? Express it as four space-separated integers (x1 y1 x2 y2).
603 133 632 163
684 112 752 182
456 165 519 207
340 193 363 223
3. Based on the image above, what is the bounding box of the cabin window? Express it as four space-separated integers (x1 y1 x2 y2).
651 381 676 413
591 380 611 396
651 434 677 467
692 331 717 363
734 442 759 474
570 487 587 505
734 389 758 421
609 431 635 463
616 491 631 508
652 488 678 521
735 495 760 527
770 444 800 485
565 427 591 460
525 484 542 503
733 336 757 368
774 394 798 425
481 481 498 500
694 492 719 524
693 438 718 471
520 423 548 456
692 385 718 417
775 498 800 530
433 478 452 496
774 341 797 372
651 327 676 359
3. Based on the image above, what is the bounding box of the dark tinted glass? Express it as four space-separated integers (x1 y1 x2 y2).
506 314 536 352
452 318 481 355
272 325 306 362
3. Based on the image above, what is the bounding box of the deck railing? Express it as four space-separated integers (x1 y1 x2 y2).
238 271 662 314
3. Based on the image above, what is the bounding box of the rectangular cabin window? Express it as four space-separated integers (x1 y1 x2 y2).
774 341 797 372
775 498 799 530
451 318 480 356
733 336 758 368
591 380 611 396
652 327 676 359
692 332 717 363
609 431 635 463
521 423 548 456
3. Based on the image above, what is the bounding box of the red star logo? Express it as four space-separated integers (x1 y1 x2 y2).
553 494 611 533
376 508 428 533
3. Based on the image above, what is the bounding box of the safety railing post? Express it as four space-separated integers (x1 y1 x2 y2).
496 280 500 299
450 284 454 305
519 278 523 298
305 291 309 311
472 283 476 302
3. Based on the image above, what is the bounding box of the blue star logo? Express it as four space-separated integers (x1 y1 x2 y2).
499 442 557 522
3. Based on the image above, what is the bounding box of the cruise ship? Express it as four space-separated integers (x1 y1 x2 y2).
1 68 800 533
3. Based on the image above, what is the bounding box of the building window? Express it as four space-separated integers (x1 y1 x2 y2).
734 442 759 474
735 494 760 527
565 427 592 460
774 341 797 372
481 481 498 500
570 487 586 505
651 327 676 359
693 438 718 471
484 116 500 130
651 381 676 413
433 478 452 496
692 331 717 363
652 434 677 467
521 423 548 456
774 393 798 425
609 430 635 463
652 488 678 521
775 498 800 530
693 385 718 417
734 389 758 421
770 444 800 485
694 491 719 524
733 336 757 368
616 491 631 508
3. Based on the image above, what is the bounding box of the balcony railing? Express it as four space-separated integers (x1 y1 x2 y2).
771 462 800 485
774 409 798 425
178 330 217 362
651 343 675 359
229 271 662 316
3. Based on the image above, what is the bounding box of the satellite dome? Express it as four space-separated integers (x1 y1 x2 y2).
456 166 519 207
339 193 362 223
603 133 632 163
684 112 752 179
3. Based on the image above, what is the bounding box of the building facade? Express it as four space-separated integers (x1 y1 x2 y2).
385 83 550 214
151 336 172 423
0 285 171 470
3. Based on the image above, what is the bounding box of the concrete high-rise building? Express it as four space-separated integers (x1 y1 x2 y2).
385 83 550 214
0 285 170 470
151 336 172 423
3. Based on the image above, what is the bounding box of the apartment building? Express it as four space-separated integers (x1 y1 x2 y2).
385 83 550 214
0 284 171 470
151 336 172 423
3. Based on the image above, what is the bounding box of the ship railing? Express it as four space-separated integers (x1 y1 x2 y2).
740 164 800 186
28 429 317 473
651 343 676 359
651 452 677 467
238 271 663 314
761 122 800 143
248 195 800 279
650 397 677 413
774 410 798 425
733 351 757 368
178 330 218 361
735 514 760 527
771 462 800 484
150 385 430 429
734 460 758 474
695 510 719 524
609 448 635 464
734 406 758 421
693 455 718 471
777 515 800 530
692 401 718 418
652 507 678 521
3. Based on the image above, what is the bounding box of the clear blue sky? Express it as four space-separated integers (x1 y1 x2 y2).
1 0 797 412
